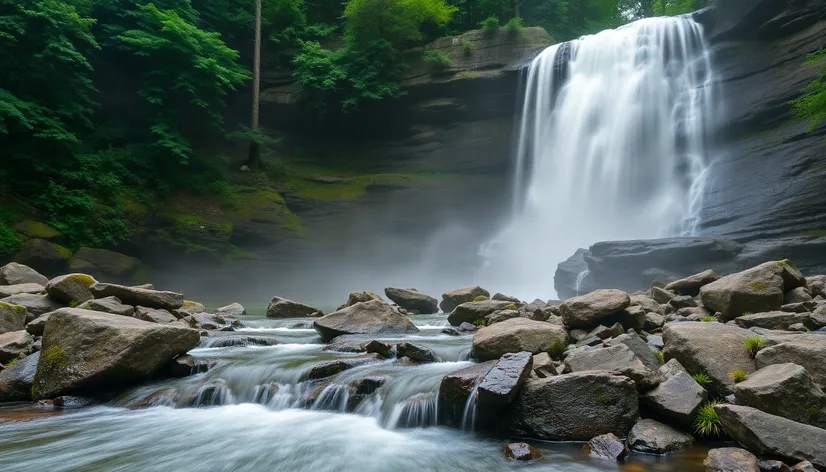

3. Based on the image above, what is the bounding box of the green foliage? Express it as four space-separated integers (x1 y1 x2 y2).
343 0 457 46
460 38 472 55
504 16 523 35
741 311 753 317
693 401 721 436
793 49 826 131
424 49 452 69
743 336 765 359
691 372 712 385
730 369 748 383
1 357 20 369
653 350 664 365
548 340 566 359
0 211 20 255
473 318 486 327
472 295 488 302
479 15 499 33
700 315 717 322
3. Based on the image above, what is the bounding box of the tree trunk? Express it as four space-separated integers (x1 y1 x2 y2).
512 0 522 18
246 0 262 168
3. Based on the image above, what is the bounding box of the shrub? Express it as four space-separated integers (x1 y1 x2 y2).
693 401 722 436
0 222 20 256
730 370 749 383
692 373 712 385
504 17 524 36
744 336 765 358
653 350 664 365
479 16 499 34
423 49 451 69
460 38 472 56
473 319 486 327
548 340 566 359
741 312 753 317
700 315 717 322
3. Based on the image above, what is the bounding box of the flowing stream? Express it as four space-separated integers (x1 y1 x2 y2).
0 313 710 471
480 16 715 299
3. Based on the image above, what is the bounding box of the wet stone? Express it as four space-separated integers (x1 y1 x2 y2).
476 351 532 408
583 433 628 461
503 442 542 461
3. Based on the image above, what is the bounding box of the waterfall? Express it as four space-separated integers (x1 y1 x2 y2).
481 16 715 299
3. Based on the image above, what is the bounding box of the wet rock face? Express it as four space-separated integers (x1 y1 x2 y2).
582 433 628 460
395 342 436 363
384 288 438 314
626 419 694 455
476 351 532 409
641 371 707 426
0 350 40 402
503 442 542 461
704 448 760 472
303 354 382 380
438 361 496 427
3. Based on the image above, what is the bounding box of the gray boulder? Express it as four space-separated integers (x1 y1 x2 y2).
0 330 34 363
755 337 826 389
0 293 62 317
471 318 568 362
0 302 27 334
641 371 707 426
715 404 826 470
785 287 813 305
651 286 677 304
531 352 558 378
735 312 813 331
396 342 437 363
77 296 134 317
807 276 826 299
758 460 792 472
313 301 418 342
630 294 662 314
67 247 141 280
492 293 521 303
0 262 48 286
384 287 438 314
503 442 542 461
476 351 532 408
605 333 661 371
665 269 720 296
32 308 200 399
440 286 490 313
505 372 638 441
45 274 97 304
645 313 665 330
303 354 382 380
485 309 521 325
447 300 514 326
216 302 246 317
791 462 817 472
438 361 496 426
704 448 760 472
266 296 322 318
733 363 826 428
583 433 628 460
0 351 39 401
13 238 71 273
626 418 694 455
90 283 184 310
663 322 756 396
564 343 660 390
25 313 50 336
559 289 630 328
134 306 177 324
0 283 45 297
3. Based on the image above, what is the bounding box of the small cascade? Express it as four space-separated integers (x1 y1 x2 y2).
384 392 439 429
460 386 479 432
199 335 279 349
310 384 352 412
187 379 235 407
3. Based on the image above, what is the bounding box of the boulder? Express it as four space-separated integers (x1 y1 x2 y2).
662 322 756 396
13 238 71 273
755 338 826 389
0 330 34 363
626 419 694 455
0 351 39 401
605 333 661 371
659 358 689 379
396 342 436 363
735 312 813 331
759 460 792 472
32 308 200 399
791 462 817 472
471 318 568 361
13 220 60 240
531 352 557 378
665 269 720 296
669 295 698 309
630 294 663 314
485 309 521 325
67 248 141 280
559 289 630 328
342 291 384 309
0 283 45 298
641 371 707 426
0 293 62 317
807 276 826 299
175 301 206 316
715 404 826 470
645 313 665 331
564 343 660 390
733 363 826 428
447 300 515 326
303 354 382 380
134 306 177 324
476 351 532 408
77 296 134 317
313 300 418 342
785 287 813 305
493 293 521 303
90 283 184 310
505 372 638 441
438 361 496 426
700 261 804 322
0 262 48 286
0 302 27 334
25 313 50 336
266 296 322 318
588 323 625 340
440 286 490 313
503 442 542 461
582 433 628 460
384 287 438 314
651 286 677 304
704 448 760 472
45 274 97 304
216 302 246 317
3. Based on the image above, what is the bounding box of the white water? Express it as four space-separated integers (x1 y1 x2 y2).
480 16 715 300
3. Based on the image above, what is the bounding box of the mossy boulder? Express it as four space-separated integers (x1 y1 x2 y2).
440 286 490 313
0 302 28 334
68 248 142 281
13 238 72 274
1 293 62 317
45 273 97 305
0 262 49 286
13 220 60 241
32 308 200 399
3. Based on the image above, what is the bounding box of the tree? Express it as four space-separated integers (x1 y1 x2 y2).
247 0 262 168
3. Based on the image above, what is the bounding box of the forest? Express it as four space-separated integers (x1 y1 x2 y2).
0 0 821 260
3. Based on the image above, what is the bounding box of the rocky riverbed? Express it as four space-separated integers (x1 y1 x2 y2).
1 259 826 471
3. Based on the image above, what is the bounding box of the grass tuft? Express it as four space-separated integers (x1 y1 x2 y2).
693 401 722 436
692 372 712 385
653 350 664 365
743 336 765 358
730 369 749 383
700 315 717 322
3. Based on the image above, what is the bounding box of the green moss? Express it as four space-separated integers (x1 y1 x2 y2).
748 283 766 291
54 243 73 259
741 312 753 317
653 350 664 365
548 340 566 359
228 187 301 232
730 369 749 383
13 220 61 239
808 405 821 421
802 229 826 237
505 304 517 310
2 357 19 368
69 273 96 286
33 345 70 398
68 300 79 308
777 259 790 267
472 295 488 302
472 319 486 327
0 301 26 314
700 315 717 322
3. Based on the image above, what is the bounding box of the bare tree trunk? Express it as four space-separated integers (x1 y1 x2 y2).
246 0 262 168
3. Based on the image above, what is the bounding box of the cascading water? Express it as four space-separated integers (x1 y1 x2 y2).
480 16 715 299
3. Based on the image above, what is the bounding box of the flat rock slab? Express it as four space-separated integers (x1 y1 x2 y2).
733 363 826 428
755 338 826 389
0 293 62 317
134 306 177 324
665 269 720 296
715 404 826 470
313 301 418 342
735 311 813 331
384 287 438 314
77 296 134 317
471 318 567 362
564 343 660 390
266 296 322 318
505 372 638 441
90 283 184 310
0 283 45 298
32 308 200 399
476 351 532 408
626 418 694 455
